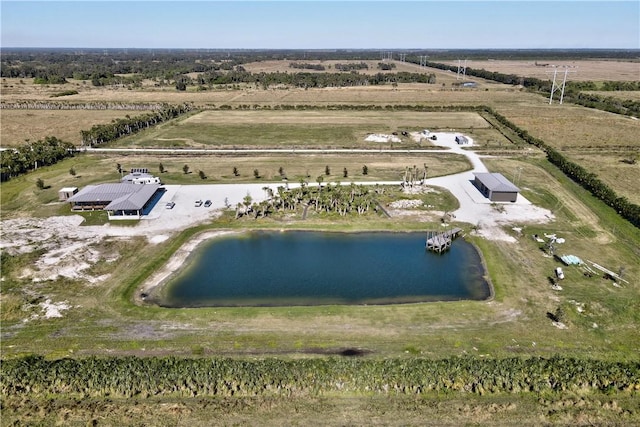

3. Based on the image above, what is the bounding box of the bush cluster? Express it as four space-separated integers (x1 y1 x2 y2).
2 355 637 398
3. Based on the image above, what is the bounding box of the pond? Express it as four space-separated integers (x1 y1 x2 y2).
157 231 491 307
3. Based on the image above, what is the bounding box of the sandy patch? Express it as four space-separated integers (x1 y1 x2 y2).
149 235 170 244
365 133 401 143
137 230 238 302
23 299 72 322
389 199 424 209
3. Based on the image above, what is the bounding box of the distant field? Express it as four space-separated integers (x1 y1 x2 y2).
0 76 535 106
441 60 640 82
113 110 493 149
498 103 640 204
564 152 640 205
241 59 426 75
0 109 148 146
584 91 640 101
500 104 639 149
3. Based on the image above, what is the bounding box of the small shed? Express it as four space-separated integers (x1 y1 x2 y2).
58 187 78 201
455 135 468 145
473 173 520 202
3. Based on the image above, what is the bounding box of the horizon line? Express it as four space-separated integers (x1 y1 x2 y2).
3 47 639 51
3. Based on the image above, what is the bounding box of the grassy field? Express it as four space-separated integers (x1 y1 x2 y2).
496 103 640 204
584 90 640 101
111 110 493 149
2 151 638 361
3 392 637 426
563 151 640 205
0 76 542 105
1 60 639 424
0 109 153 147
0 152 470 220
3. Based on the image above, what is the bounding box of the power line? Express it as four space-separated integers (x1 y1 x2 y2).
456 59 467 80
546 66 577 104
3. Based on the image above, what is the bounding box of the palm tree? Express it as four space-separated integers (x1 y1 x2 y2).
243 193 253 209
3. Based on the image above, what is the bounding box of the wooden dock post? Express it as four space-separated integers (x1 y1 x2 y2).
426 228 462 253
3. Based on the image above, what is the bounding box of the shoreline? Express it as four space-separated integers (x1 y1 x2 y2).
135 230 239 305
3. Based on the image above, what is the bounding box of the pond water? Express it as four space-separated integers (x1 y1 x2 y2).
158 231 491 307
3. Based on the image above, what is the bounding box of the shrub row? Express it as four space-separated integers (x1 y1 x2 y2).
2 355 638 398
0 101 169 110
205 103 485 112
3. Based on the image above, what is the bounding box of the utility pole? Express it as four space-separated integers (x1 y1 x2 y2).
547 66 576 104
456 59 467 80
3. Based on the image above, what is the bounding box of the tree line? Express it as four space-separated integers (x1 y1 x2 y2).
2 355 637 398
80 104 193 147
0 49 387 80
335 62 369 71
0 136 75 181
1 101 168 110
191 70 436 89
3 48 634 79
289 62 325 71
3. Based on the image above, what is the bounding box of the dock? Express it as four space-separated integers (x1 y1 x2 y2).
426 228 463 253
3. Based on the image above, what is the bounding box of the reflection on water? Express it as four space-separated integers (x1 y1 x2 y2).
160 231 490 307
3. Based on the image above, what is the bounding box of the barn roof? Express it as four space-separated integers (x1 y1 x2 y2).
473 173 520 192
68 183 161 210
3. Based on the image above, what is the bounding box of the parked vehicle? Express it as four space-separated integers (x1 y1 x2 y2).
165 201 175 209
204 200 212 207
555 267 565 280
195 200 203 207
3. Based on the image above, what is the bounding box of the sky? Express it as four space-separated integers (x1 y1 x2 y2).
1 1 639 49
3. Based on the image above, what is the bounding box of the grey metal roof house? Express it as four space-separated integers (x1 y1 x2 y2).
67 183 163 220
473 173 520 202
